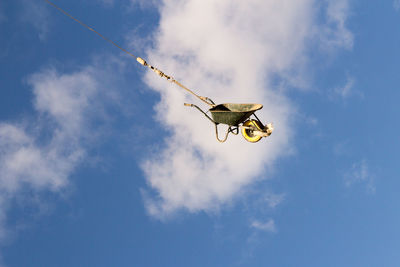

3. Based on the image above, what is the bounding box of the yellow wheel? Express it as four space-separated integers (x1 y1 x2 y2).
241 120 263 143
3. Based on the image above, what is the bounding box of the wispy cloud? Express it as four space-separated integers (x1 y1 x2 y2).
333 141 351 156
0 58 123 243
263 193 286 209
0 123 82 193
250 219 277 233
394 0 400 11
0 2 6 23
19 0 50 41
330 75 363 101
332 76 363 100
138 0 353 218
344 160 375 194
334 76 355 98
318 0 354 50
98 0 115 8
0 67 99 196
129 0 159 9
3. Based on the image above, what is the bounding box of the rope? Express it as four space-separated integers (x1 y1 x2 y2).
44 0 214 107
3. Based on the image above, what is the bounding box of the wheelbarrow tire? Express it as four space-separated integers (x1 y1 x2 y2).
242 120 263 143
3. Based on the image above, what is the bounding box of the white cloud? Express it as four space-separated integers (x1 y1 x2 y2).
331 75 363 100
250 219 276 233
0 61 119 241
344 160 375 194
0 124 80 193
333 141 351 156
129 0 159 9
333 76 355 98
0 67 99 195
139 0 353 218
263 193 286 209
19 0 50 41
98 0 115 7
318 0 354 50
394 0 400 11
0 2 6 23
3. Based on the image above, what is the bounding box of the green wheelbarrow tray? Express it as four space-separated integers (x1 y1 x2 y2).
184 101 273 143
209 103 263 126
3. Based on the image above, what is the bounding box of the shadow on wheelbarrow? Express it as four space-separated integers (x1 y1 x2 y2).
184 99 274 143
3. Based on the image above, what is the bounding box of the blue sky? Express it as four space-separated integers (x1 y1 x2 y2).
1 0 400 266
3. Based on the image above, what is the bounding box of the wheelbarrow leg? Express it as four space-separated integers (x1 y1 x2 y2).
184 103 232 143
214 124 229 143
215 125 238 142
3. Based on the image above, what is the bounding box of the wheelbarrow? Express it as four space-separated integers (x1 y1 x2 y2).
184 98 274 143
43 0 274 143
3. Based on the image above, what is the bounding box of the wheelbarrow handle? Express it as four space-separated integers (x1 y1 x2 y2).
184 103 216 125
199 96 215 105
